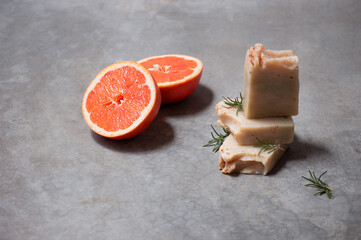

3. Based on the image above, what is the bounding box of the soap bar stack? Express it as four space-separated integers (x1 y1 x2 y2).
217 43 299 175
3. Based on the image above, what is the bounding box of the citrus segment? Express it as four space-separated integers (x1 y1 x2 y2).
82 61 161 139
138 54 203 104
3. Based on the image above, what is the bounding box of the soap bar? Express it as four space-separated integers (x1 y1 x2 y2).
216 101 294 145
219 134 289 175
243 43 299 118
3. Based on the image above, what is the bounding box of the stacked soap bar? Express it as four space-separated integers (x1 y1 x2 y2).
217 43 299 175
216 102 294 145
243 44 299 118
219 133 290 175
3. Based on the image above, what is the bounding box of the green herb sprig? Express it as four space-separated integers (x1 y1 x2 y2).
302 170 334 199
203 125 230 153
253 137 284 155
223 92 244 116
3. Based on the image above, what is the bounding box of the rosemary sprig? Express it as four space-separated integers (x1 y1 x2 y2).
223 92 244 116
203 125 230 153
253 137 284 155
302 170 334 199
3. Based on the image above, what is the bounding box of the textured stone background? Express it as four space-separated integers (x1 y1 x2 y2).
1 0 360 239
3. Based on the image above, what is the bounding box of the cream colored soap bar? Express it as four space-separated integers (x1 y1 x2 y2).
219 134 289 175
216 101 294 145
244 43 299 118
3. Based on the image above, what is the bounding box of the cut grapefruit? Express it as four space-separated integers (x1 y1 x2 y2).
82 61 161 139
138 54 203 104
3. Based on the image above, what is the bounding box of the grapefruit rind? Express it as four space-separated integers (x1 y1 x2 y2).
82 61 161 139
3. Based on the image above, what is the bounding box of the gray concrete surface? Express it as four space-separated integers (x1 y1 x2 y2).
1 0 361 239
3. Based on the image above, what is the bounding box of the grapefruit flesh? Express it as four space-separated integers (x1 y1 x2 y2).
82 61 161 139
138 54 203 104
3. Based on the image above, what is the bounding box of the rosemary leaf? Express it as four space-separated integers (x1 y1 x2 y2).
222 92 244 116
203 125 230 153
253 137 284 155
302 170 334 199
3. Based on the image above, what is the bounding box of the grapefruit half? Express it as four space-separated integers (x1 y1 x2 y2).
138 54 203 104
82 61 161 139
